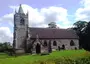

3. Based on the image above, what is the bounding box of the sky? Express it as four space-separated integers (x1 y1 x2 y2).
0 0 90 43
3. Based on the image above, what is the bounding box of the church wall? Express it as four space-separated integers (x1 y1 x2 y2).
59 39 79 50
38 39 79 51
14 10 28 51
29 39 79 54
15 27 27 49
15 49 25 54
30 39 49 54
41 40 49 53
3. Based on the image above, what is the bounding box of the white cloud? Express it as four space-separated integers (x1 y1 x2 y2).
0 13 13 26
1 4 70 28
57 24 73 29
80 0 90 8
75 0 90 21
0 4 72 42
40 6 70 25
0 27 13 43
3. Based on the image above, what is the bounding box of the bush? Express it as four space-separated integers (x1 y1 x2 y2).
34 56 90 64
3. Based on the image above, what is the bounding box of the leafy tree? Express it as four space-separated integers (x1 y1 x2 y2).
0 42 12 52
73 21 88 49
48 22 57 28
0 43 4 52
73 21 88 36
82 22 90 50
0 42 16 56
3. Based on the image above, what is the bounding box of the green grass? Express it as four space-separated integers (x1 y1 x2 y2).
0 50 90 64
0 53 11 59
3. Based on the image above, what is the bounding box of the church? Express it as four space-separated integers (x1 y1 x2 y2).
13 4 79 54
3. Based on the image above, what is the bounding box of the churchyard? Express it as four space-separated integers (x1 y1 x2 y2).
0 50 90 64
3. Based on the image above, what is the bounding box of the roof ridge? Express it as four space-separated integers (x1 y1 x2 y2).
29 27 67 30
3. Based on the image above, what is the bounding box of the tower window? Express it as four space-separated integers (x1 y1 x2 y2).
53 41 57 46
20 18 25 25
70 40 75 46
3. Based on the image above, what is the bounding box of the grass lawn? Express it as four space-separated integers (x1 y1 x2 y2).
0 53 11 59
0 50 90 64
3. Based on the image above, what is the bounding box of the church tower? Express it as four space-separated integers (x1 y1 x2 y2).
13 4 28 53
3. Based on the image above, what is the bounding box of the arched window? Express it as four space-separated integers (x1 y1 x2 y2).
44 41 47 46
20 18 25 25
70 40 75 46
53 41 57 46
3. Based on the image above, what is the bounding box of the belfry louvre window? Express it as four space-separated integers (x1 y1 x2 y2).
70 40 75 46
20 18 25 25
53 41 57 46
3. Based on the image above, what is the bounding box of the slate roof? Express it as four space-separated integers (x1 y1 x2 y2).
29 27 79 39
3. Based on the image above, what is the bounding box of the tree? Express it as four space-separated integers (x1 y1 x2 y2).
3 42 12 50
73 21 88 36
73 21 88 49
0 43 4 52
0 42 12 52
48 22 57 28
82 22 90 50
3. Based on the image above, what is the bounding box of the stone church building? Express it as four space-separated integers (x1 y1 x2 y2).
13 4 79 54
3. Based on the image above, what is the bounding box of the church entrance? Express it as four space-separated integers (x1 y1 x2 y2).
36 43 41 54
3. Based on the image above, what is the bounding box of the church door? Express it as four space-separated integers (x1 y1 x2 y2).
36 43 41 54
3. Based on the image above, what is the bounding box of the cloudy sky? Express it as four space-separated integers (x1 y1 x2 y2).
0 0 90 43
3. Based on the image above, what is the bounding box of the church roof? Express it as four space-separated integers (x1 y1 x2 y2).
29 28 79 39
